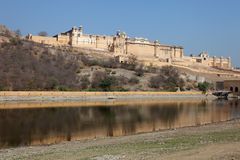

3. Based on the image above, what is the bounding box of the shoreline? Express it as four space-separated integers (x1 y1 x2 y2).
0 98 215 109
1 118 240 160
0 91 216 102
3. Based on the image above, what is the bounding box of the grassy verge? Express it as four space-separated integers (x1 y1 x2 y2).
22 128 240 160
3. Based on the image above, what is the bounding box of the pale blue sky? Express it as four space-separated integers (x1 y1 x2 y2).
1 0 240 66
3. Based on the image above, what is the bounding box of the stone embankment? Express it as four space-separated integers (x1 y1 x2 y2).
0 91 215 102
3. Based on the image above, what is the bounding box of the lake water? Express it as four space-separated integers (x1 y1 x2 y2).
0 99 240 148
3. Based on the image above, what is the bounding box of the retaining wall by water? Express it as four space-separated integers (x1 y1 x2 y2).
0 91 214 101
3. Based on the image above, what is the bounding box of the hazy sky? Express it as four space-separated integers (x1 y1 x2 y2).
1 0 240 66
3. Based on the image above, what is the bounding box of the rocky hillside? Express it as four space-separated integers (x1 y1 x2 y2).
0 25 16 43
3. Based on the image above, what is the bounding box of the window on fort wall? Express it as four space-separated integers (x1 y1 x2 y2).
196 59 202 63
230 87 233 92
235 87 239 92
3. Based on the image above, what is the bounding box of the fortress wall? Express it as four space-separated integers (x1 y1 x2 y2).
155 46 183 59
96 36 113 50
56 35 69 45
156 45 172 58
208 57 231 69
76 35 97 48
179 56 231 69
174 48 183 58
126 43 155 59
145 60 170 67
72 35 114 50
114 37 126 55
171 56 195 67
31 36 59 45
172 60 191 67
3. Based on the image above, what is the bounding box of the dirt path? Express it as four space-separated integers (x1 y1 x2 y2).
1 119 240 160
160 142 240 160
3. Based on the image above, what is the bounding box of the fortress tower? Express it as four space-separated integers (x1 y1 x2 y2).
70 26 83 46
113 31 127 55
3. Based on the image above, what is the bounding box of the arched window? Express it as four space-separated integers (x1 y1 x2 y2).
230 86 233 92
235 87 239 93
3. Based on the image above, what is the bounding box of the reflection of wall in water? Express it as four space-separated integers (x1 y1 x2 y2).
114 101 231 134
0 100 239 148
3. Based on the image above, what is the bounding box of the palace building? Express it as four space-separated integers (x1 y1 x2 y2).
26 26 231 69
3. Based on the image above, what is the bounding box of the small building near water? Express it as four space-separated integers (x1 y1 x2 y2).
221 80 240 96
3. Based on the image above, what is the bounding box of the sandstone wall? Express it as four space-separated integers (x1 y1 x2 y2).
183 56 231 69
96 36 113 50
113 36 126 55
56 35 69 45
126 43 155 59
30 36 59 45
75 35 96 48
224 80 240 96
208 57 231 69
125 42 183 61
155 45 171 59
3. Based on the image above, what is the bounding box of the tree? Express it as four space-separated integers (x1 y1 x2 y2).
135 64 144 77
128 76 139 84
14 29 21 37
99 76 116 91
121 54 138 70
38 31 48 37
127 54 137 65
44 77 59 90
91 71 117 91
149 76 161 88
80 75 90 89
91 71 108 89
198 81 212 94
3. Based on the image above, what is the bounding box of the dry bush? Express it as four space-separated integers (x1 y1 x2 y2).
0 40 81 91
91 71 128 91
149 66 185 91
80 75 90 89
128 76 139 84
135 64 144 77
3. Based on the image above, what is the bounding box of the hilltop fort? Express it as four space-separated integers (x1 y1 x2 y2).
0 24 240 92
26 26 231 69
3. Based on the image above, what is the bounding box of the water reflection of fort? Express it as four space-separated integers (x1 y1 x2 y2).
0 100 239 148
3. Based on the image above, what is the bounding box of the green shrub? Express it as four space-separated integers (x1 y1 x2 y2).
99 76 117 91
0 84 4 91
56 85 70 91
198 81 212 94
